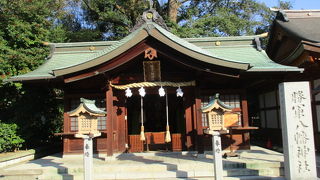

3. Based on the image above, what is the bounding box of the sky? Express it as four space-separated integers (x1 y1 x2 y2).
260 0 320 9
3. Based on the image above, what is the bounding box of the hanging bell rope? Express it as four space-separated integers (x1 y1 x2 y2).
165 89 171 143
110 81 195 90
140 96 146 141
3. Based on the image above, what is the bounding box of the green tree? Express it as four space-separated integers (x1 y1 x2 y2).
76 0 281 39
0 0 67 149
0 121 24 152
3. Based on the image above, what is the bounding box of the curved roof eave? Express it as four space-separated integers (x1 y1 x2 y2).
149 24 250 70
51 23 250 77
278 42 306 65
52 28 149 76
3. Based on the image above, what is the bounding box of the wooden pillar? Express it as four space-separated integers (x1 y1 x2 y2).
241 91 250 149
112 95 118 152
63 95 70 154
117 94 126 152
195 87 204 153
106 85 114 156
185 90 195 150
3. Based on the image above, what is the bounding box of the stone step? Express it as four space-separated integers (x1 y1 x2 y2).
0 162 283 179
35 168 281 180
0 169 42 180
123 177 286 180
0 167 284 180
32 161 281 174
1 174 285 180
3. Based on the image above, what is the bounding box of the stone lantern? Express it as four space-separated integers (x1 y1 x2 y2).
201 93 241 180
68 98 106 180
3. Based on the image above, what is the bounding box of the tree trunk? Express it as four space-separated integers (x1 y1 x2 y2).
168 0 179 23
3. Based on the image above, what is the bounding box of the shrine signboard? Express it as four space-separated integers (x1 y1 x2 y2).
143 47 161 82
279 82 317 180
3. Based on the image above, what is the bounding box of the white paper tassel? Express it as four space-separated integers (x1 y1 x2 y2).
165 125 171 143
140 125 145 141
125 88 132 97
158 86 165 97
176 87 183 97
138 87 146 97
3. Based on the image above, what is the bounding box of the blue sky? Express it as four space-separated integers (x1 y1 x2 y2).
260 0 320 9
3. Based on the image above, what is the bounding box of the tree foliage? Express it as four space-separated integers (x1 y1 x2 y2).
71 0 290 40
0 0 67 149
0 121 24 152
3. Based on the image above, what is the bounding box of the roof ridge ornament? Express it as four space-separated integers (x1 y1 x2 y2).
275 9 289 22
130 7 169 32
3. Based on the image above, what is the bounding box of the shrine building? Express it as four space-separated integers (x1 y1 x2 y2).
9 9 302 156
265 10 320 150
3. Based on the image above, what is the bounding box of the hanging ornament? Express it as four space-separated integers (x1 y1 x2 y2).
140 97 145 141
165 125 171 143
158 86 165 97
176 87 183 97
125 88 132 98
138 87 146 97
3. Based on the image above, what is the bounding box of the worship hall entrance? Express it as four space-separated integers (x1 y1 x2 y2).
127 92 185 152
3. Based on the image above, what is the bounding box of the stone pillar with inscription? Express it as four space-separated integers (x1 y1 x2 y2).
279 82 317 180
212 131 223 180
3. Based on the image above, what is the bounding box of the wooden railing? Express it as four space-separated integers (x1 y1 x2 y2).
128 132 183 152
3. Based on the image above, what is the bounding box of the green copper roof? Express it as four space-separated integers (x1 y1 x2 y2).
202 93 232 111
204 46 300 72
51 22 250 76
68 98 106 115
8 22 301 82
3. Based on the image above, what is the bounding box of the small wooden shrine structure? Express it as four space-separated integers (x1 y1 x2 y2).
202 93 240 131
266 9 320 150
9 8 301 156
68 98 106 135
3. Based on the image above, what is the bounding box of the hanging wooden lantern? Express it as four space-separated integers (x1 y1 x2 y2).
68 98 106 136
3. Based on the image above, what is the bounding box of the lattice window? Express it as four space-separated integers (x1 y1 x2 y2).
258 91 280 128
211 113 223 126
97 116 106 130
220 94 240 108
208 112 224 130
70 117 78 131
78 113 98 134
